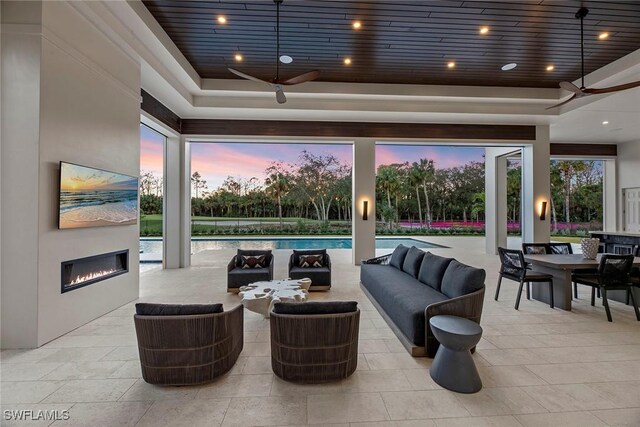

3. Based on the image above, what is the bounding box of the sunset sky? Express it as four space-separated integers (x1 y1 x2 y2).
139 125 485 192
60 163 137 192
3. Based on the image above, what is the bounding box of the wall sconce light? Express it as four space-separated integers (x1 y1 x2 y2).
539 201 547 221
362 200 369 221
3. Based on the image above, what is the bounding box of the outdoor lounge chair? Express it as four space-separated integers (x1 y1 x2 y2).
288 249 331 291
227 249 274 292
134 303 244 385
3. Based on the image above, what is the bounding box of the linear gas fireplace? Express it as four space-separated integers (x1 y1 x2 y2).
61 250 129 293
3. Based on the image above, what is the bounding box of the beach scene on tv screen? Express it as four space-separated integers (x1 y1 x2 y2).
59 163 138 229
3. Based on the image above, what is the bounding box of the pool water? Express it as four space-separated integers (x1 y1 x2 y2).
140 237 444 262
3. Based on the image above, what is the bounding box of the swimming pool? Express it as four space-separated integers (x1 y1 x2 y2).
140 237 445 262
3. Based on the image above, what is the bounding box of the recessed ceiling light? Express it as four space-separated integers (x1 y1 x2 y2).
344 57 352 65
234 54 243 62
602 121 609 125
479 26 490 35
546 65 555 71
217 16 227 24
447 61 456 69
598 32 609 40
501 63 517 71
352 21 362 30
279 55 293 64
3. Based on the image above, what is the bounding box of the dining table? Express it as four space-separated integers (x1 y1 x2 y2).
523 254 640 311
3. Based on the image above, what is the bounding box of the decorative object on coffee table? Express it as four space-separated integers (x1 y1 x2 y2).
581 238 600 260
429 315 483 393
239 279 309 317
270 301 359 383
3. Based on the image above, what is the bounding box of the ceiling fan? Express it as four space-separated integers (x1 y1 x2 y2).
228 0 320 104
546 7 640 110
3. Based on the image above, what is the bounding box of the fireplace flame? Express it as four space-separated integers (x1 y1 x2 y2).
69 269 117 285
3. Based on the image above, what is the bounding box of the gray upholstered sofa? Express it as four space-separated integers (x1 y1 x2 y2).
360 245 485 357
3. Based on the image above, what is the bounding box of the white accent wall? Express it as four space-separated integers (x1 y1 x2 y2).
1 1 141 348
617 140 640 231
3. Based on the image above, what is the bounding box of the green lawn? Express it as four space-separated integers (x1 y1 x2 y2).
550 236 582 244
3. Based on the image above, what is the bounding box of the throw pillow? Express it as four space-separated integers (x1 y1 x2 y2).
241 255 267 269
299 254 324 268
402 246 425 278
389 245 410 269
440 260 486 298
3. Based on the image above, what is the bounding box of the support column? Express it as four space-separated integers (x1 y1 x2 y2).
352 138 376 265
163 134 181 268
180 137 191 268
485 148 513 254
522 125 551 243
603 159 617 232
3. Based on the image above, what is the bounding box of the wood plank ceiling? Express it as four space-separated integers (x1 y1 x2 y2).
143 1 640 88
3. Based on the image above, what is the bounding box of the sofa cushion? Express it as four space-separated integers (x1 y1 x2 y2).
272 301 357 315
389 244 410 270
402 246 425 278
418 252 454 291
440 260 486 298
236 249 272 267
361 264 447 346
135 303 223 316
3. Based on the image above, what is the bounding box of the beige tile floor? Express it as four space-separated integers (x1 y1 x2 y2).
2 236 640 426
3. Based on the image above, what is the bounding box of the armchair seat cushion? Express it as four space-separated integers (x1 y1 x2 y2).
228 267 271 288
289 266 331 286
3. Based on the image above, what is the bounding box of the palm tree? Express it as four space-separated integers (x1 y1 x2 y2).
265 166 290 228
416 159 435 225
409 162 425 225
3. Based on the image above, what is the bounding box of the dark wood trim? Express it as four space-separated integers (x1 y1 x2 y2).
550 143 617 157
181 119 535 140
141 89 181 134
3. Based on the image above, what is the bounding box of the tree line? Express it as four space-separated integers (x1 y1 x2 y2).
139 152 603 232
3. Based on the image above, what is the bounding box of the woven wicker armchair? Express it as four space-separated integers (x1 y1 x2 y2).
270 302 360 383
134 304 244 385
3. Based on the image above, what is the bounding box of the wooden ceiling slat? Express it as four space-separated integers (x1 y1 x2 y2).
143 0 640 87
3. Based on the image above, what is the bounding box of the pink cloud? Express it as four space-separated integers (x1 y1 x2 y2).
375 145 484 170
140 137 163 175
190 143 352 190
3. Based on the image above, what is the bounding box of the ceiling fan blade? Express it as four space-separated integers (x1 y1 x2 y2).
280 70 321 85
559 81 584 94
275 87 287 104
545 94 577 110
583 80 640 94
228 68 270 85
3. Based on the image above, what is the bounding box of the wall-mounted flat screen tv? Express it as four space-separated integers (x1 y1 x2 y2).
59 162 138 229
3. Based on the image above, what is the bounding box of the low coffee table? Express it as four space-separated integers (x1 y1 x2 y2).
239 279 311 317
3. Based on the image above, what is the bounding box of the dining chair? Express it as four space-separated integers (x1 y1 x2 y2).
522 243 550 255
627 245 640 306
573 254 639 322
496 247 554 310
548 242 573 254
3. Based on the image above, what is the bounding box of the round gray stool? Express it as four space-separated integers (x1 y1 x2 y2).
429 315 483 393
